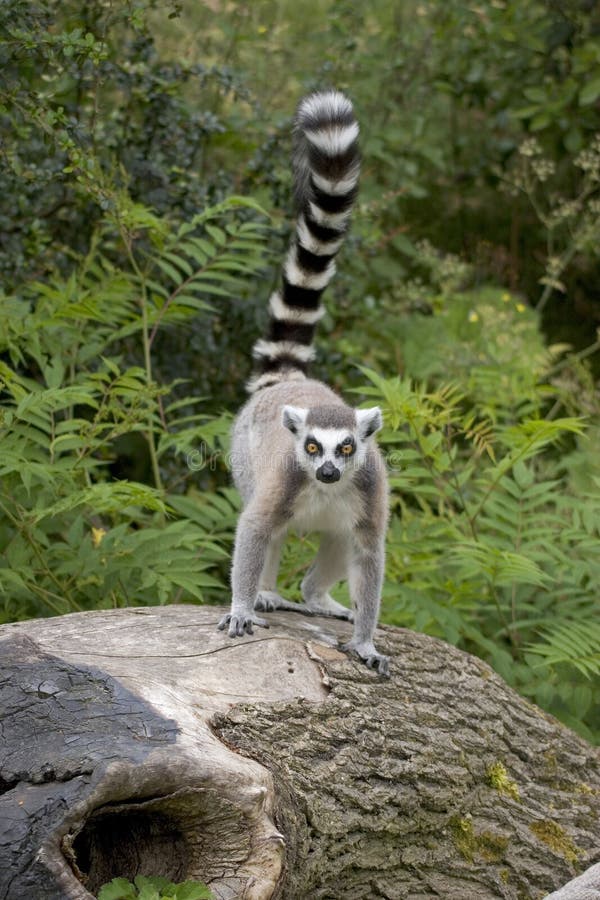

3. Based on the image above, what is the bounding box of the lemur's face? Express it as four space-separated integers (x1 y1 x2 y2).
282 404 382 484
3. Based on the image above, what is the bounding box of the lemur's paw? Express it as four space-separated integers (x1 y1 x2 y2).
217 613 269 637
319 605 354 622
255 591 314 615
304 596 354 621
341 640 390 677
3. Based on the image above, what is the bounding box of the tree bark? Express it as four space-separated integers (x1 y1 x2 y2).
0 605 599 900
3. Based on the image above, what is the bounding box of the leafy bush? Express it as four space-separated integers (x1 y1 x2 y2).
98 875 212 900
351 285 600 743
0 0 255 285
0 194 267 621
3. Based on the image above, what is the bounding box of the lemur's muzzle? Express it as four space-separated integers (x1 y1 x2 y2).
316 460 340 483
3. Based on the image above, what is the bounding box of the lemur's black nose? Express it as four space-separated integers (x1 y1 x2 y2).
316 461 340 483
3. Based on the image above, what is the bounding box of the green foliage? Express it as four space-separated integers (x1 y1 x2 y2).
4 0 600 371
98 875 212 900
350 283 599 742
0 195 267 621
0 0 255 282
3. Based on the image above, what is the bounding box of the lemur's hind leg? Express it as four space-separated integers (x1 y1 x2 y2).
253 531 313 615
301 533 354 621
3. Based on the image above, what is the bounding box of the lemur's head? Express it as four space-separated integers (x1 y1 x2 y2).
282 404 382 484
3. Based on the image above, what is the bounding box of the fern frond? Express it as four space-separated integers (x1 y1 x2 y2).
31 481 167 523
528 620 600 678
499 416 586 459
463 414 497 461
450 541 550 588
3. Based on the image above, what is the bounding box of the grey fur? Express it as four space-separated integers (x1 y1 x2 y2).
306 405 356 430
218 92 389 675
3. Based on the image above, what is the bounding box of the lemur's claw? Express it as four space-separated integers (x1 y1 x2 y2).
341 641 390 678
366 653 390 678
217 614 269 637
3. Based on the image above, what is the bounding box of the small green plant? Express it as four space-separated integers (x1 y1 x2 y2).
487 762 520 802
97 875 212 900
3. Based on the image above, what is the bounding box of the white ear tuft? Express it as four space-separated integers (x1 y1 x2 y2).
282 405 307 435
356 407 383 440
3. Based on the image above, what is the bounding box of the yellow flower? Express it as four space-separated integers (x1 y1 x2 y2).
468 310 479 323
516 303 526 313
91 526 107 547
501 293 510 302
257 25 267 34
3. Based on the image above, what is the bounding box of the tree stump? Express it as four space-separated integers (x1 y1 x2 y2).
1 605 599 900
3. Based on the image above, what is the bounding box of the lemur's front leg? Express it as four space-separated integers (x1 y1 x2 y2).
218 505 271 636
341 529 389 676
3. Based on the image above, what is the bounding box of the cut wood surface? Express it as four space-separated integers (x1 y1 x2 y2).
1 605 599 900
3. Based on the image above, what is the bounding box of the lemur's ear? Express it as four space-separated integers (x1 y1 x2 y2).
282 406 307 435
356 407 383 440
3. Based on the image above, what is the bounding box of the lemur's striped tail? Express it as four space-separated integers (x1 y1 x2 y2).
247 90 360 393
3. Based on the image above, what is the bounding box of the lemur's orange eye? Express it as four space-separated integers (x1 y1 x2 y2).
306 442 319 455
341 443 354 455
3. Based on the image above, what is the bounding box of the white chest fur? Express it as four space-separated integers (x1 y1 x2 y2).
290 478 362 534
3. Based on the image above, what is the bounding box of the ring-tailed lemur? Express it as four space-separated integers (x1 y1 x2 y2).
218 91 389 676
